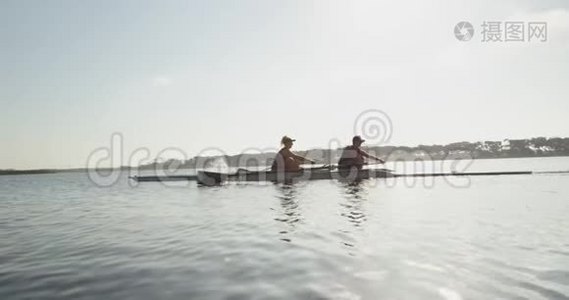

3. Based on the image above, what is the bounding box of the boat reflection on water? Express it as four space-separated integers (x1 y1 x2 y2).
338 181 369 253
273 183 303 242
340 182 368 228
270 180 370 248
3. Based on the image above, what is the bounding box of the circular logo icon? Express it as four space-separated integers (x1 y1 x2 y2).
454 21 474 41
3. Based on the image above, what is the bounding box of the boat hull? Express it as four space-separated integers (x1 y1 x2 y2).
131 175 198 182
129 169 534 184
196 168 395 185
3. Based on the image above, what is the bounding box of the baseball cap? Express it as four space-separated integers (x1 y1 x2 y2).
281 136 296 144
352 135 365 143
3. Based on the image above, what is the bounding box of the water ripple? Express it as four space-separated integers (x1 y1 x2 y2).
1 166 569 299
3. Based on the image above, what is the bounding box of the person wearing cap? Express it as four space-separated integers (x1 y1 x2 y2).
271 136 315 172
338 135 385 169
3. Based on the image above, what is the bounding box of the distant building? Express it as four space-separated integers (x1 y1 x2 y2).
501 139 511 151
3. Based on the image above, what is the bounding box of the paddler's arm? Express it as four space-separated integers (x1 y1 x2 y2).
359 149 385 164
282 148 316 164
291 152 316 164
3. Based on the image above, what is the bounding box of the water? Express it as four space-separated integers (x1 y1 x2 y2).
1 157 569 299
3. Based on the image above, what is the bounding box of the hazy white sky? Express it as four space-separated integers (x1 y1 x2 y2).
1 0 568 169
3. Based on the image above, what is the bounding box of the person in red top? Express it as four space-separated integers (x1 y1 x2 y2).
271 136 315 172
338 135 384 169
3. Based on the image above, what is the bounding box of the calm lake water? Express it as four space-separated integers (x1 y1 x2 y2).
2 157 569 299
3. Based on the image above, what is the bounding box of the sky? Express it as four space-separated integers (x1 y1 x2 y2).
1 0 568 169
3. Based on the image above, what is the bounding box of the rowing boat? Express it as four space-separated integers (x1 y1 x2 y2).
129 168 394 185
129 168 536 185
132 175 198 182
196 167 395 185
129 167 393 184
